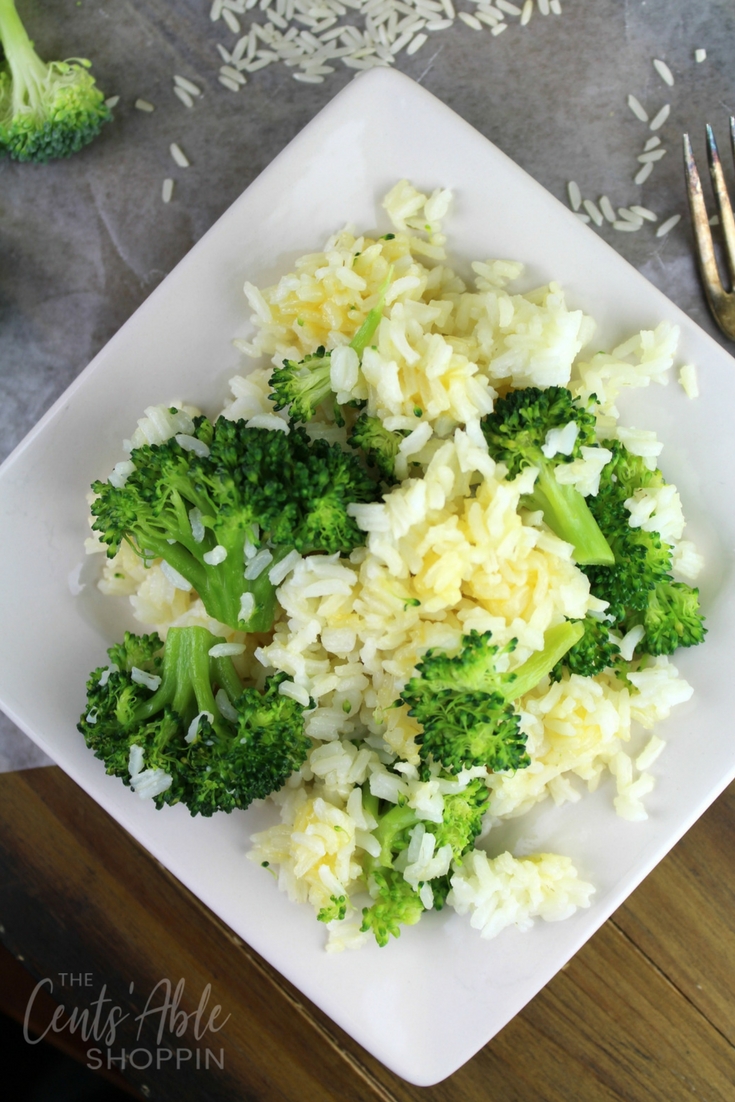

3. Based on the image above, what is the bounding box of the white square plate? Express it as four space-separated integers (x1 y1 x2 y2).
1 69 734 1086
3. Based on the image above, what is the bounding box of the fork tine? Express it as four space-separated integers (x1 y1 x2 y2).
683 133 725 308
705 123 735 286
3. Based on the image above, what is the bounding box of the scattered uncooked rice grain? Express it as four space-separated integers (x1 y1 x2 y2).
634 162 654 185
174 75 202 96
205 0 552 91
567 181 582 211
695 48 707 63
583 200 604 226
599 195 616 222
629 205 657 222
653 58 674 86
627 94 649 122
135 98 155 112
649 104 670 131
162 178 174 203
105 95 119 108
170 143 190 168
617 208 644 225
656 213 681 237
222 6 241 33
174 86 194 108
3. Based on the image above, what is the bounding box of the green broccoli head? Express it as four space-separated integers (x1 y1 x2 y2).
356 768 490 947
407 630 519 697
483 386 598 475
317 895 348 924
411 687 528 774
624 581 706 656
106 631 163 678
584 440 672 622
269 271 391 424
0 0 110 162
78 627 311 816
357 773 488 946
270 348 334 425
401 622 583 774
283 431 376 553
91 418 379 632
551 615 622 680
482 387 614 566
584 441 706 657
348 413 407 481
429 778 489 862
360 865 425 948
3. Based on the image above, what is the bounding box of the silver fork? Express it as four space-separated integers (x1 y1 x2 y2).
683 119 735 340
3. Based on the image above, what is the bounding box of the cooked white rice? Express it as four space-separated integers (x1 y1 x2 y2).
91 181 701 950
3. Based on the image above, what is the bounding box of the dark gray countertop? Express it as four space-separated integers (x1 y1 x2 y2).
2 0 734 770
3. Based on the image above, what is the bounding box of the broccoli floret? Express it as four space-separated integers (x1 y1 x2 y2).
78 627 311 816
482 387 615 566
358 778 488 946
401 621 584 774
585 441 706 657
90 419 378 632
584 442 670 622
551 615 622 680
360 866 425 948
269 347 335 426
347 413 408 481
317 895 347 923
270 270 391 423
624 580 706 655
0 0 110 162
431 779 489 860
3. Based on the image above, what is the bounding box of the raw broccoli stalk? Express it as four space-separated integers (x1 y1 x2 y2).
482 386 615 566
270 270 391 423
401 621 584 774
91 418 378 633
551 614 622 680
359 779 488 946
348 413 408 481
0 0 110 162
78 627 311 816
584 441 706 656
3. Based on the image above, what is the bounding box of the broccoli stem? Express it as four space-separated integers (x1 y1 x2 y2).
349 267 392 356
239 545 295 632
503 620 585 700
373 802 418 867
134 627 235 736
527 468 615 567
0 0 48 111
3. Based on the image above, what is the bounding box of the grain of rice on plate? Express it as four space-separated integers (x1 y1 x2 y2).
91 180 702 950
